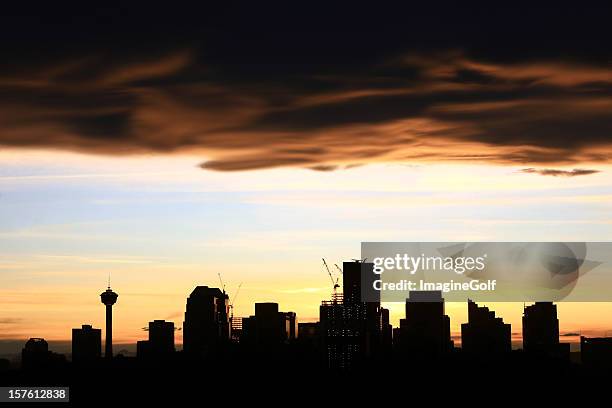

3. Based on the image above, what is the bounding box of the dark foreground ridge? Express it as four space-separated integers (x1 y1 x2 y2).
1 351 610 404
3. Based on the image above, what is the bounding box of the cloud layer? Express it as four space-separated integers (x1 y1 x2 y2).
1 7 611 172
520 168 601 177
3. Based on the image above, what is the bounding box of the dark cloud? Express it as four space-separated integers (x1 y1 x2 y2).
0 5 611 171
520 168 601 177
309 165 339 172
560 332 581 337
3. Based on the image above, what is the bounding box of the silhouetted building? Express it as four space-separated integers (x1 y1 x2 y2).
342 261 362 305
72 324 101 364
343 262 385 356
522 302 562 355
21 338 66 370
137 320 175 359
241 303 297 350
523 302 558 351
22 338 49 369
285 311 297 340
398 291 453 358
320 295 358 369
461 300 510 354
183 286 229 356
522 302 569 359
100 285 118 359
149 320 175 355
581 336 612 367
320 261 387 369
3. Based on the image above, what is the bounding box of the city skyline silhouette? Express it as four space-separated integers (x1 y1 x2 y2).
4 261 611 367
3 259 612 406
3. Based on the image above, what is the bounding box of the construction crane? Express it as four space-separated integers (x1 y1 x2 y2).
218 273 242 319
334 263 343 276
217 273 226 294
229 282 243 343
218 273 243 341
229 282 243 321
322 258 340 295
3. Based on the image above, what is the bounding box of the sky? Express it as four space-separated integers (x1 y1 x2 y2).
1 5 612 355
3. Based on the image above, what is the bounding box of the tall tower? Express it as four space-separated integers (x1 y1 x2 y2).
183 286 229 355
100 284 118 359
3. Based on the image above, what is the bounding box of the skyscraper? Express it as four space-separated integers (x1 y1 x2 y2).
183 286 229 355
320 298 359 369
461 300 511 354
72 324 102 364
100 285 118 359
342 261 362 305
342 260 380 305
398 291 453 358
320 261 385 369
522 302 558 352
522 302 569 359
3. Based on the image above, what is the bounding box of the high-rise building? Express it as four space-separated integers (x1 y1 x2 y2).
320 296 363 369
241 303 297 350
522 302 559 352
342 260 380 305
342 261 362 305
522 302 569 359
72 324 101 364
398 291 453 357
183 286 229 355
461 300 510 354
320 261 386 369
100 285 118 359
